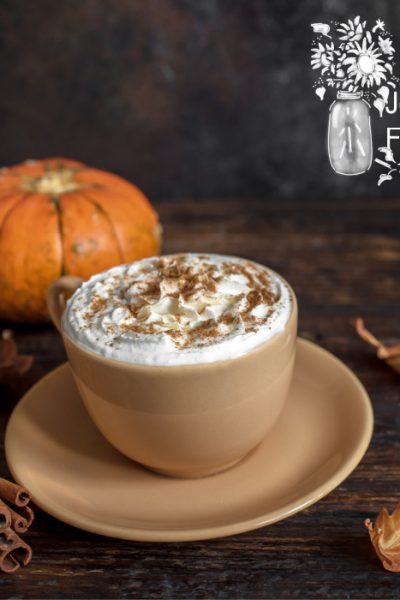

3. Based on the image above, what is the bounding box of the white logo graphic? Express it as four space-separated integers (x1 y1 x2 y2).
375 145 400 185
311 16 397 178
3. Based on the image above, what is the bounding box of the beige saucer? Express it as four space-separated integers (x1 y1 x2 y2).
5 339 373 542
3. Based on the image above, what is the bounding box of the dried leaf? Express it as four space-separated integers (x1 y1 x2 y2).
365 504 400 572
0 331 33 381
355 318 400 374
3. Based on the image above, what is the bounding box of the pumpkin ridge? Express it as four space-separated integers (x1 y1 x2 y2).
51 195 66 276
0 191 28 224
0 187 27 195
79 191 124 262
100 184 154 210
83 186 158 232
135 221 163 250
77 181 156 216
0 192 31 234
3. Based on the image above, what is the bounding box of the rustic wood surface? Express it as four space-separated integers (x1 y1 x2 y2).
0 197 399 598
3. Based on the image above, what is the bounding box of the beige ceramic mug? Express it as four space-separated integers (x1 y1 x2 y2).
47 261 298 478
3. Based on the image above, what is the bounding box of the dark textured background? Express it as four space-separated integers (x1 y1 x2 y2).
1 0 400 201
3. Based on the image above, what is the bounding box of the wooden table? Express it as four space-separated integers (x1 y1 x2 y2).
1 198 399 598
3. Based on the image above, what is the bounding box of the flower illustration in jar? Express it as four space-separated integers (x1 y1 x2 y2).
311 16 396 177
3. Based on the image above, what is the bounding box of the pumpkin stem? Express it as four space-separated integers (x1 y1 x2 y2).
20 166 90 195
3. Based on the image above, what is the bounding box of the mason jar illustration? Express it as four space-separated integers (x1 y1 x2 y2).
328 91 372 175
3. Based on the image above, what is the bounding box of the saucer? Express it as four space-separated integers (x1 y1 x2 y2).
5 339 373 542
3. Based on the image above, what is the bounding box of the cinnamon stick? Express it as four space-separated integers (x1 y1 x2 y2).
0 500 11 532
0 478 31 507
0 528 32 573
7 504 34 534
20 505 34 529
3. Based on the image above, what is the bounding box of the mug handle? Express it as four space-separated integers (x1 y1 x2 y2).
47 276 84 333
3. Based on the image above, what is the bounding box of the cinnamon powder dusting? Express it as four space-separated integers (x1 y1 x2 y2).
77 254 284 350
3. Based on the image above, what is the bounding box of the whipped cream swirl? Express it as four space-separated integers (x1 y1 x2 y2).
64 253 292 365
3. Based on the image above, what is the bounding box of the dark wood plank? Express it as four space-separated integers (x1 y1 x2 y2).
0 197 399 598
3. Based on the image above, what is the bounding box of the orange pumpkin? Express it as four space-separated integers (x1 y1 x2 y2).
0 158 162 322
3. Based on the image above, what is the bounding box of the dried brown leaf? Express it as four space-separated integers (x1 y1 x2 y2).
0 330 33 380
365 504 400 572
355 318 400 374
